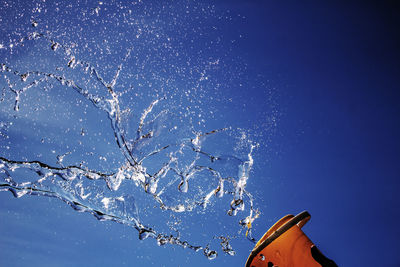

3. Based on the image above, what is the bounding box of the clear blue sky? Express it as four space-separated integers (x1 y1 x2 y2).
1 1 399 266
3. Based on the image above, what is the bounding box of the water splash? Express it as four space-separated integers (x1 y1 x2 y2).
0 0 265 259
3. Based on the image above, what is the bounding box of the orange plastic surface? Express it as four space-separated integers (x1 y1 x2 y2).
247 212 321 267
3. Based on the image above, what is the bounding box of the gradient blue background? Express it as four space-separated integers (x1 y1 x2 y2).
1 1 399 266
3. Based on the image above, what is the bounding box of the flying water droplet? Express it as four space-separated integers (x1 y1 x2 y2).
178 179 188 193
203 247 217 260
51 42 59 51
20 73 29 82
139 229 156 240
157 236 168 246
67 56 77 68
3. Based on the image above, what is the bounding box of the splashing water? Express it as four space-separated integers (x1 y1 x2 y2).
0 0 265 259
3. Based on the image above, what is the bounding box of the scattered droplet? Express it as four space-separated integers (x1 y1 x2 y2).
204 247 217 260
178 180 188 193
157 236 168 246
51 42 59 51
67 56 76 68
138 229 155 240
20 73 29 82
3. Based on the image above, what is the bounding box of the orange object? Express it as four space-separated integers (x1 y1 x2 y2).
245 211 337 267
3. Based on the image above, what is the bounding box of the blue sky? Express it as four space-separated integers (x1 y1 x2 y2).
1 1 399 266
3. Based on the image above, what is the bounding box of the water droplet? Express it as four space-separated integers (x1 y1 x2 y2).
178 180 188 193
204 248 217 260
20 73 29 82
138 229 155 240
67 56 76 68
157 236 168 246
51 42 59 51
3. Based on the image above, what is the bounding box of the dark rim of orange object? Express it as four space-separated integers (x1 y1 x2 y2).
245 211 311 267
